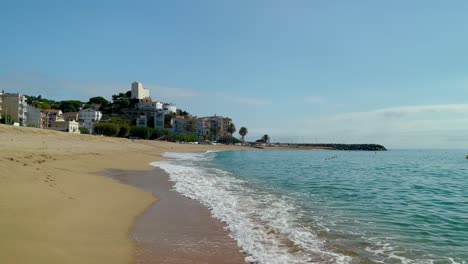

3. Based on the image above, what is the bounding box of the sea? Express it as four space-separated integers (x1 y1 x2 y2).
151 149 468 264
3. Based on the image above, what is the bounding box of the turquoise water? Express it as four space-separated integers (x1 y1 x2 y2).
154 150 468 264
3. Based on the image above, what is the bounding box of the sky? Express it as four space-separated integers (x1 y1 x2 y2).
2 0 468 148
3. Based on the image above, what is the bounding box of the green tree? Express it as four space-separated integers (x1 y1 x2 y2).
118 124 131 138
130 126 150 139
94 123 120 137
79 127 90 134
176 109 190 117
37 102 51 110
25 95 37 105
218 136 241 144
0 114 12 125
88 96 109 108
175 133 198 142
59 100 83 112
111 92 131 113
239 127 248 143
227 123 236 143
261 134 270 144
151 128 169 140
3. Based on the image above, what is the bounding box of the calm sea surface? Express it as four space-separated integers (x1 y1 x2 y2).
153 149 468 264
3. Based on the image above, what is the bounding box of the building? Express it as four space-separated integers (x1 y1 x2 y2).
172 117 197 135
48 120 80 134
78 109 102 122
41 109 64 128
136 115 148 127
78 108 102 134
196 118 211 139
136 98 162 111
154 110 165 129
167 115 233 141
26 106 43 128
194 115 233 140
131 81 150 99
63 112 79 122
1 93 28 126
162 103 177 114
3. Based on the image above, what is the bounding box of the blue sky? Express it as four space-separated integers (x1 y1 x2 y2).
2 0 468 148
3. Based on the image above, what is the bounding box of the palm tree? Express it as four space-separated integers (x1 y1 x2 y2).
227 123 236 144
239 127 248 144
262 134 270 144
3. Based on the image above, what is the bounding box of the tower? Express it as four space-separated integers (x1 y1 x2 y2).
131 81 150 99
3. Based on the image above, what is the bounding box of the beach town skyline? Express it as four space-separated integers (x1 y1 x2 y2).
1 2 467 263
2 1 468 149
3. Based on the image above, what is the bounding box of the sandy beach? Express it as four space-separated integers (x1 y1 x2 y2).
0 125 249 264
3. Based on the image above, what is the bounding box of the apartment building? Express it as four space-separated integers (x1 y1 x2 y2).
78 108 102 134
172 117 197 135
41 109 64 128
1 93 28 126
168 115 233 141
26 105 43 128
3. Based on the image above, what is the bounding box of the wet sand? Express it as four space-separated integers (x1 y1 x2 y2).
106 168 247 264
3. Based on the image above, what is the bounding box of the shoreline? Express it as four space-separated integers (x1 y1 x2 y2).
105 167 246 263
0 125 250 264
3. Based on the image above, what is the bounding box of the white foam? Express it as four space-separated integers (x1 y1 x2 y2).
151 152 352 264
364 240 462 264
448 258 466 264
162 151 216 161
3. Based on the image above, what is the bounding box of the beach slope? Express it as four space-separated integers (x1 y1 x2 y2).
0 125 245 264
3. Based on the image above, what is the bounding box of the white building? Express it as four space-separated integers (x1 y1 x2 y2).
1 93 28 126
48 120 80 134
162 103 177 114
136 98 163 111
79 109 102 121
131 81 150 99
78 108 102 134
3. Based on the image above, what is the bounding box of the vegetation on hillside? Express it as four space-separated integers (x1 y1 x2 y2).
21 92 243 144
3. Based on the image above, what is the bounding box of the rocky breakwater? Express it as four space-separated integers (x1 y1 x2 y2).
297 143 387 151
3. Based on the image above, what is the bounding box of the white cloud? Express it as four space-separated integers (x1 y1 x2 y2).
264 104 468 148
334 104 468 120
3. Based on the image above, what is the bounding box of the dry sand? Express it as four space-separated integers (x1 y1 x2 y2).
0 125 249 264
